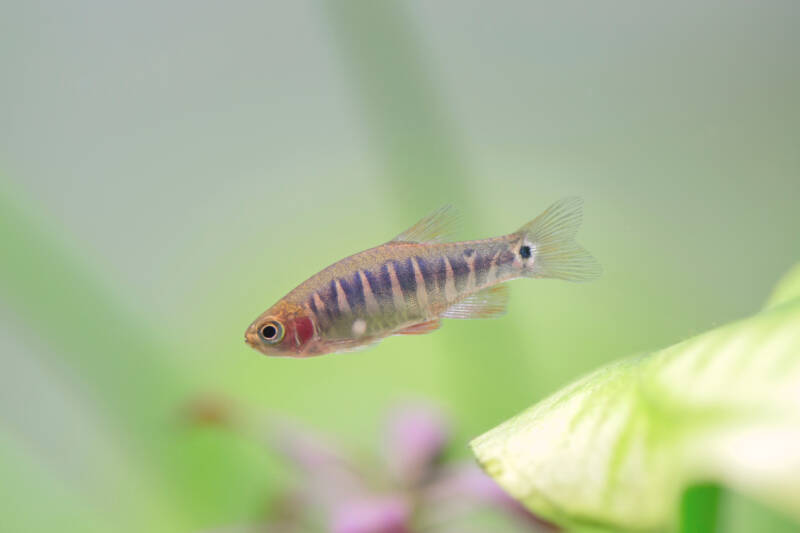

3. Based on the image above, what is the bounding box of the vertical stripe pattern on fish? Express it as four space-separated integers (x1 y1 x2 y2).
245 197 601 357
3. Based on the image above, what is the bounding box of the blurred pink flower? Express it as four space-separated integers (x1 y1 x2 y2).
185 396 555 533
332 497 411 533
384 404 449 486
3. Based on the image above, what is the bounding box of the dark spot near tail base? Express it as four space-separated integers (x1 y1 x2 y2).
519 245 532 259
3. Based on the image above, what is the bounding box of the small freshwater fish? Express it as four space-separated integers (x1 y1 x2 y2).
245 197 600 357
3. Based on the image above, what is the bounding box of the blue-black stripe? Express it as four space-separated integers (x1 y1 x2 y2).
343 274 365 311
322 279 340 318
498 249 515 265
393 259 417 300
474 249 492 287
415 256 435 293
375 264 395 307
434 256 449 292
449 255 470 292
308 295 320 321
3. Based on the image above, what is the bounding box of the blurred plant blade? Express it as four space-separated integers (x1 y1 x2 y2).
322 0 468 206
0 185 186 425
0 431 110 533
0 183 190 528
322 0 536 430
471 262 800 531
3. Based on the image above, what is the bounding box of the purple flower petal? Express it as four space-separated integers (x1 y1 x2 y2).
332 497 411 533
384 403 449 486
428 463 512 506
268 420 369 509
424 463 556 530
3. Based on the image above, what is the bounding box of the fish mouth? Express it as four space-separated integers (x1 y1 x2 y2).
244 326 260 348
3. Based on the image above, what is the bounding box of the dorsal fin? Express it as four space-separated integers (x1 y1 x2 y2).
391 205 458 243
441 285 509 319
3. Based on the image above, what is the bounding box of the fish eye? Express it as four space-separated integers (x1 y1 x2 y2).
259 321 284 343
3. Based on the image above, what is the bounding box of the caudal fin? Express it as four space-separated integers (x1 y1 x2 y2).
517 197 602 282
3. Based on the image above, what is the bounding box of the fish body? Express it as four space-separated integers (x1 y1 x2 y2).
245 197 600 357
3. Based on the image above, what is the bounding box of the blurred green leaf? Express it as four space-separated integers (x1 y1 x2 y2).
471 262 800 531
765 262 800 309
678 484 721 533
716 485 799 533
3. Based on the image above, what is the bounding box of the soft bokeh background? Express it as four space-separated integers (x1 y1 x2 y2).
1 1 799 531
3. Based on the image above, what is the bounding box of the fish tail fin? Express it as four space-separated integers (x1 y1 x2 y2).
516 197 602 282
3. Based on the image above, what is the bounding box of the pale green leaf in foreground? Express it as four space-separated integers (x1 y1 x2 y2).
471 263 800 531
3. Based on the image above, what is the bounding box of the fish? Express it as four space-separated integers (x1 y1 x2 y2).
245 197 601 357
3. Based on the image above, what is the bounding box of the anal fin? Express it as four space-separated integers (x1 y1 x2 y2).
441 285 509 319
395 319 441 335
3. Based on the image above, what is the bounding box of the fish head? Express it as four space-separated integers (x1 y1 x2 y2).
245 300 317 357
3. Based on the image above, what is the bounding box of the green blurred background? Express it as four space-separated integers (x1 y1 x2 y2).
1 1 799 531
